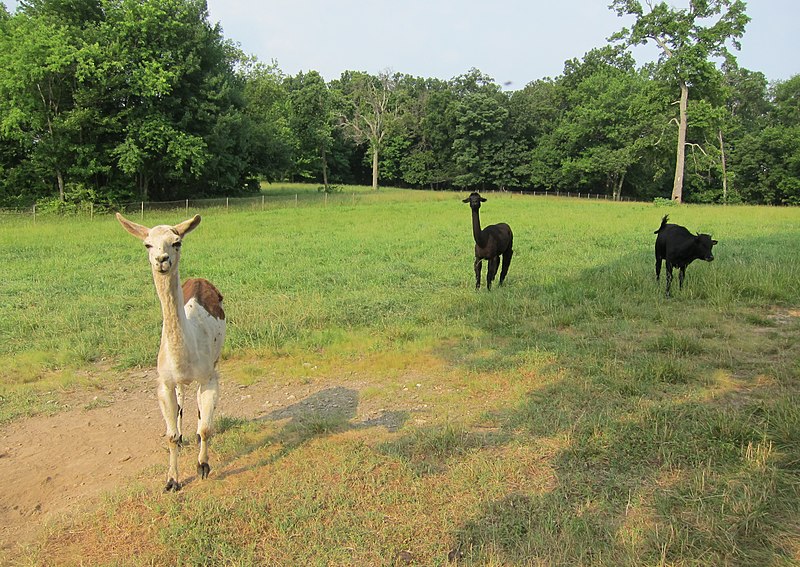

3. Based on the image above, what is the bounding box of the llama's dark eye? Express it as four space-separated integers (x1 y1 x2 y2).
144 243 153 249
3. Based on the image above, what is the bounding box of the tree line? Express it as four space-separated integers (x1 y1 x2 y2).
0 0 798 208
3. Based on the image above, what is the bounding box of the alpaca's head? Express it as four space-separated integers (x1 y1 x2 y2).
462 192 487 210
116 213 201 276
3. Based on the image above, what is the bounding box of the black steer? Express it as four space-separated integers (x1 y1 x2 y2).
654 215 717 298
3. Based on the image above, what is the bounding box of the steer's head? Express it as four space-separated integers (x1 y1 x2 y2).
696 233 718 262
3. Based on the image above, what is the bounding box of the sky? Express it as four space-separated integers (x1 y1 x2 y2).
2 0 797 88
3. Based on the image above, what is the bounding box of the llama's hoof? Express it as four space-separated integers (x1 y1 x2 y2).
164 478 181 492
197 462 211 479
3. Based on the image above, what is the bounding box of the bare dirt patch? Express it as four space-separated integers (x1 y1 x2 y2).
0 365 432 555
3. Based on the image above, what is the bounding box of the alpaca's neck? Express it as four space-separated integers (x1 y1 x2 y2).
471 208 485 246
153 270 190 363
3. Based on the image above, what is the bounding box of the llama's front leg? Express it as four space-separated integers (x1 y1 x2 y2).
157 381 182 491
196 373 219 479
473 258 482 290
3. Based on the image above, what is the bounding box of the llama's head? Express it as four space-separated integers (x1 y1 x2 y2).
462 192 487 210
116 213 201 276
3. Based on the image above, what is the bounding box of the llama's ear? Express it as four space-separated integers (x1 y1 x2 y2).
480 197 487 202
712 239 718 245
174 215 201 237
462 198 470 203
116 213 150 241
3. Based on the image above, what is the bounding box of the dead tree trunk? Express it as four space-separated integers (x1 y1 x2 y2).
671 79 688 203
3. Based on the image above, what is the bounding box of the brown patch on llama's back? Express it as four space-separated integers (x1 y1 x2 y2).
182 278 225 320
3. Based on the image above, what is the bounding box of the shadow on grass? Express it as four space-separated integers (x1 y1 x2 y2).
447 381 800 565
211 387 409 482
436 235 800 565
377 422 510 477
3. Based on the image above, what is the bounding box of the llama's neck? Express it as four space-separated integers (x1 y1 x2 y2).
153 270 190 363
471 208 486 246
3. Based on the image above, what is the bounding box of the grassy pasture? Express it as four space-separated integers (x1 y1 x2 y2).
2 187 800 565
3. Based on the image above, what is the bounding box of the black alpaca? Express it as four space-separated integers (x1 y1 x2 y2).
463 192 513 290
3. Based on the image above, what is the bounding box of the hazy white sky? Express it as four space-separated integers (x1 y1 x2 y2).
3 0 797 87
204 0 797 87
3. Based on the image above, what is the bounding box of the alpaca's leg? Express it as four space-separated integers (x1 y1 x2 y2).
157 380 182 491
196 372 219 479
486 257 500 291
499 249 513 285
473 258 482 290
175 384 185 444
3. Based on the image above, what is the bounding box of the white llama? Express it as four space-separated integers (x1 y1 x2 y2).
117 213 226 491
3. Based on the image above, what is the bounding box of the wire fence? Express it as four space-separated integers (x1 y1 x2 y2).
0 189 635 222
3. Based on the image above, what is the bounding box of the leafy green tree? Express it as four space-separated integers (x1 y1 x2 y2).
0 0 89 202
610 0 749 202
450 91 509 188
513 78 567 191
447 69 510 189
732 75 800 204
411 80 458 188
240 59 294 184
286 70 335 189
558 48 664 199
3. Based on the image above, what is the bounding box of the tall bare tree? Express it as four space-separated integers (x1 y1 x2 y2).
610 0 749 203
338 70 398 190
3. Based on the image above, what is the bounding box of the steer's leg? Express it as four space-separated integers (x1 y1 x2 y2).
665 261 674 298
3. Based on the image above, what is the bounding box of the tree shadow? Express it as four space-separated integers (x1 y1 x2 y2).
448 380 800 565
438 235 800 564
377 423 510 477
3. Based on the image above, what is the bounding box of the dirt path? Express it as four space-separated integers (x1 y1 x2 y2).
0 368 400 552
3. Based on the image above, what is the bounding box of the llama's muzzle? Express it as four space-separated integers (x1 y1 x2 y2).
154 254 172 273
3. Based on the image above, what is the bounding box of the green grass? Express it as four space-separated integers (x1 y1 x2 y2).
4 186 800 565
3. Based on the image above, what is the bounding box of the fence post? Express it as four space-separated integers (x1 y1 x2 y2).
185 199 189 214
295 194 298 206
33 204 36 225
141 201 144 219
262 195 265 210
226 197 229 211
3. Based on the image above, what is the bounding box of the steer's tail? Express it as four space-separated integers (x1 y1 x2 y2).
654 215 669 234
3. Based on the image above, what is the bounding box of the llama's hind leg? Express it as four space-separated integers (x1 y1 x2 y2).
175 384 185 444
486 257 500 291
473 258 482 290
157 381 182 491
499 249 513 285
196 372 219 479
